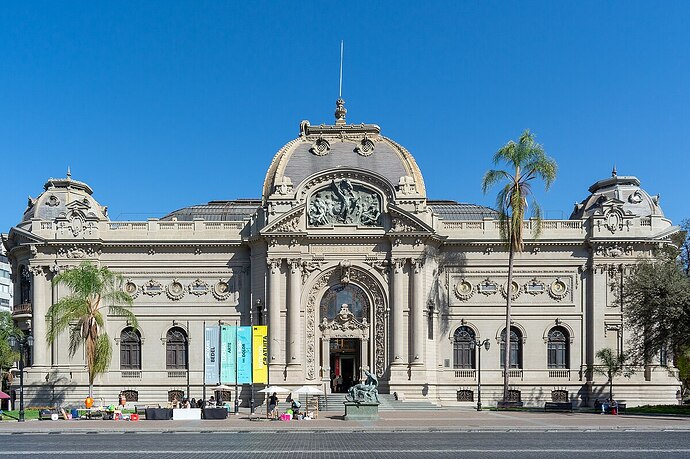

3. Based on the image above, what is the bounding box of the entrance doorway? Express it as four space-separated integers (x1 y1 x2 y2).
329 338 360 393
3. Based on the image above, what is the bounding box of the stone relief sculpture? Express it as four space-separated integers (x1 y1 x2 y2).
308 179 381 227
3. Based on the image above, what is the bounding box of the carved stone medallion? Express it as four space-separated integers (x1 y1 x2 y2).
478 279 498 295
212 280 231 301
501 281 521 299
549 279 569 300
166 279 185 301
124 280 139 299
454 280 474 301
142 279 163 296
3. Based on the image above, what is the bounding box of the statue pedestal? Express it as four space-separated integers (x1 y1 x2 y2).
343 402 379 421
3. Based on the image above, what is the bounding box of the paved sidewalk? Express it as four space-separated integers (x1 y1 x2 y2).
1 408 689 434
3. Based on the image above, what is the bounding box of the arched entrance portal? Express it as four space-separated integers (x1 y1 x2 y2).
320 284 369 393
304 265 387 392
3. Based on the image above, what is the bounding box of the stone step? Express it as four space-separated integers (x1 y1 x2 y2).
317 393 442 412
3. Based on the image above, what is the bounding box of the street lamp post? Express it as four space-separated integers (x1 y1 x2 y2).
471 338 490 411
8 334 34 422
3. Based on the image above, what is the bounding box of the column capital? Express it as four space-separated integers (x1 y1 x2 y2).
267 258 282 273
392 258 406 274
288 258 301 273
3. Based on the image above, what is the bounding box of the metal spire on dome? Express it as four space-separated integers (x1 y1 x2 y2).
335 40 347 125
612 165 617 177
67 166 72 179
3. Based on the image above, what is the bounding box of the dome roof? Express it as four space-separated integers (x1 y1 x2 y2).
262 101 426 202
570 169 663 219
22 170 109 223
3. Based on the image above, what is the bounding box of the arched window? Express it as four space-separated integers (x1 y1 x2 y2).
453 326 475 369
547 327 569 369
320 284 369 321
500 327 522 369
120 328 141 370
166 327 188 370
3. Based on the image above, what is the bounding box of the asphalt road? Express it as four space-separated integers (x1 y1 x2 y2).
0 430 688 458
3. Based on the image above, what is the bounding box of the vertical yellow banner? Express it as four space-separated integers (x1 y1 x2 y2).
252 325 268 384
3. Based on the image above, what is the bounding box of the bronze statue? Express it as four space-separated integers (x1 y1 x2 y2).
345 370 379 403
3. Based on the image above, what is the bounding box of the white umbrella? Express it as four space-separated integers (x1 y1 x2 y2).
293 385 324 395
257 385 291 394
294 385 324 418
210 384 235 391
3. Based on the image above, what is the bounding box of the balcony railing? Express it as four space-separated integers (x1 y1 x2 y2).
121 371 142 379
454 369 476 379
167 371 187 378
548 369 571 379
12 303 32 316
502 369 524 380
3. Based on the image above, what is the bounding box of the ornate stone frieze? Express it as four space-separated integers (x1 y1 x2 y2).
525 278 545 295
57 245 99 259
604 208 624 233
365 258 390 283
301 259 325 284
166 279 185 301
188 279 210 296
299 171 394 209
142 279 163 296
272 210 303 233
478 279 498 295
397 176 416 195
307 179 382 227
595 244 634 257
389 218 416 233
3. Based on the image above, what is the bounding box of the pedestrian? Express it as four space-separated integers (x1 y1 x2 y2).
268 392 278 419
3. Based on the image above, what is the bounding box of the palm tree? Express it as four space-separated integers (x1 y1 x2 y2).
47 261 137 398
595 347 630 401
482 129 557 402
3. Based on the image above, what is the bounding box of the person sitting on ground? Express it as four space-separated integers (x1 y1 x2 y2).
170 395 181 409
182 398 191 409
207 395 216 407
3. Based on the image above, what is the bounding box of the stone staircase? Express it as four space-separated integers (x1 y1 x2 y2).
316 393 441 412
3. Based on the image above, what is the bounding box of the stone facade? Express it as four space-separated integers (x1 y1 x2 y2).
2 107 681 408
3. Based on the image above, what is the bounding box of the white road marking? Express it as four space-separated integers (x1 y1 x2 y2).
2 449 690 455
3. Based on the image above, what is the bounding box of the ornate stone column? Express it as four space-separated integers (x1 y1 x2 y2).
321 337 331 392
29 266 49 367
268 258 283 364
360 338 369 381
410 258 424 364
391 258 406 365
287 258 301 365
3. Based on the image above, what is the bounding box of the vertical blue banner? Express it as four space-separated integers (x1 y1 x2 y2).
220 325 237 384
236 326 253 384
204 325 220 385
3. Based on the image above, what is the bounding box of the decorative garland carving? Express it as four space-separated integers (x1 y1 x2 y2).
478 279 498 295
166 279 185 301
188 279 210 296
142 279 163 296
272 210 303 233
46 195 60 207
390 218 417 233
525 278 545 295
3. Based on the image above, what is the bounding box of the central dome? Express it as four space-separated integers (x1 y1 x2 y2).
262 103 426 203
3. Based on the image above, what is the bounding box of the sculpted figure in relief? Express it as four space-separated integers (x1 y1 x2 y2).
307 179 381 227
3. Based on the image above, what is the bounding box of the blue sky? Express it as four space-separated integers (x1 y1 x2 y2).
1 1 689 232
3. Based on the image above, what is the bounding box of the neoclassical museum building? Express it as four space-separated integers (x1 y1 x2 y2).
4 101 682 408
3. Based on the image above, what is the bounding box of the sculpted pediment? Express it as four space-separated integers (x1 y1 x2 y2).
387 205 434 234
261 205 305 234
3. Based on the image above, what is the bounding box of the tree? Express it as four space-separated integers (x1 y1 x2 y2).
0 311 21 393
595 347 631 401
678 219 690 276
620 257 690 366
482 129 557 402
47 261 137 398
